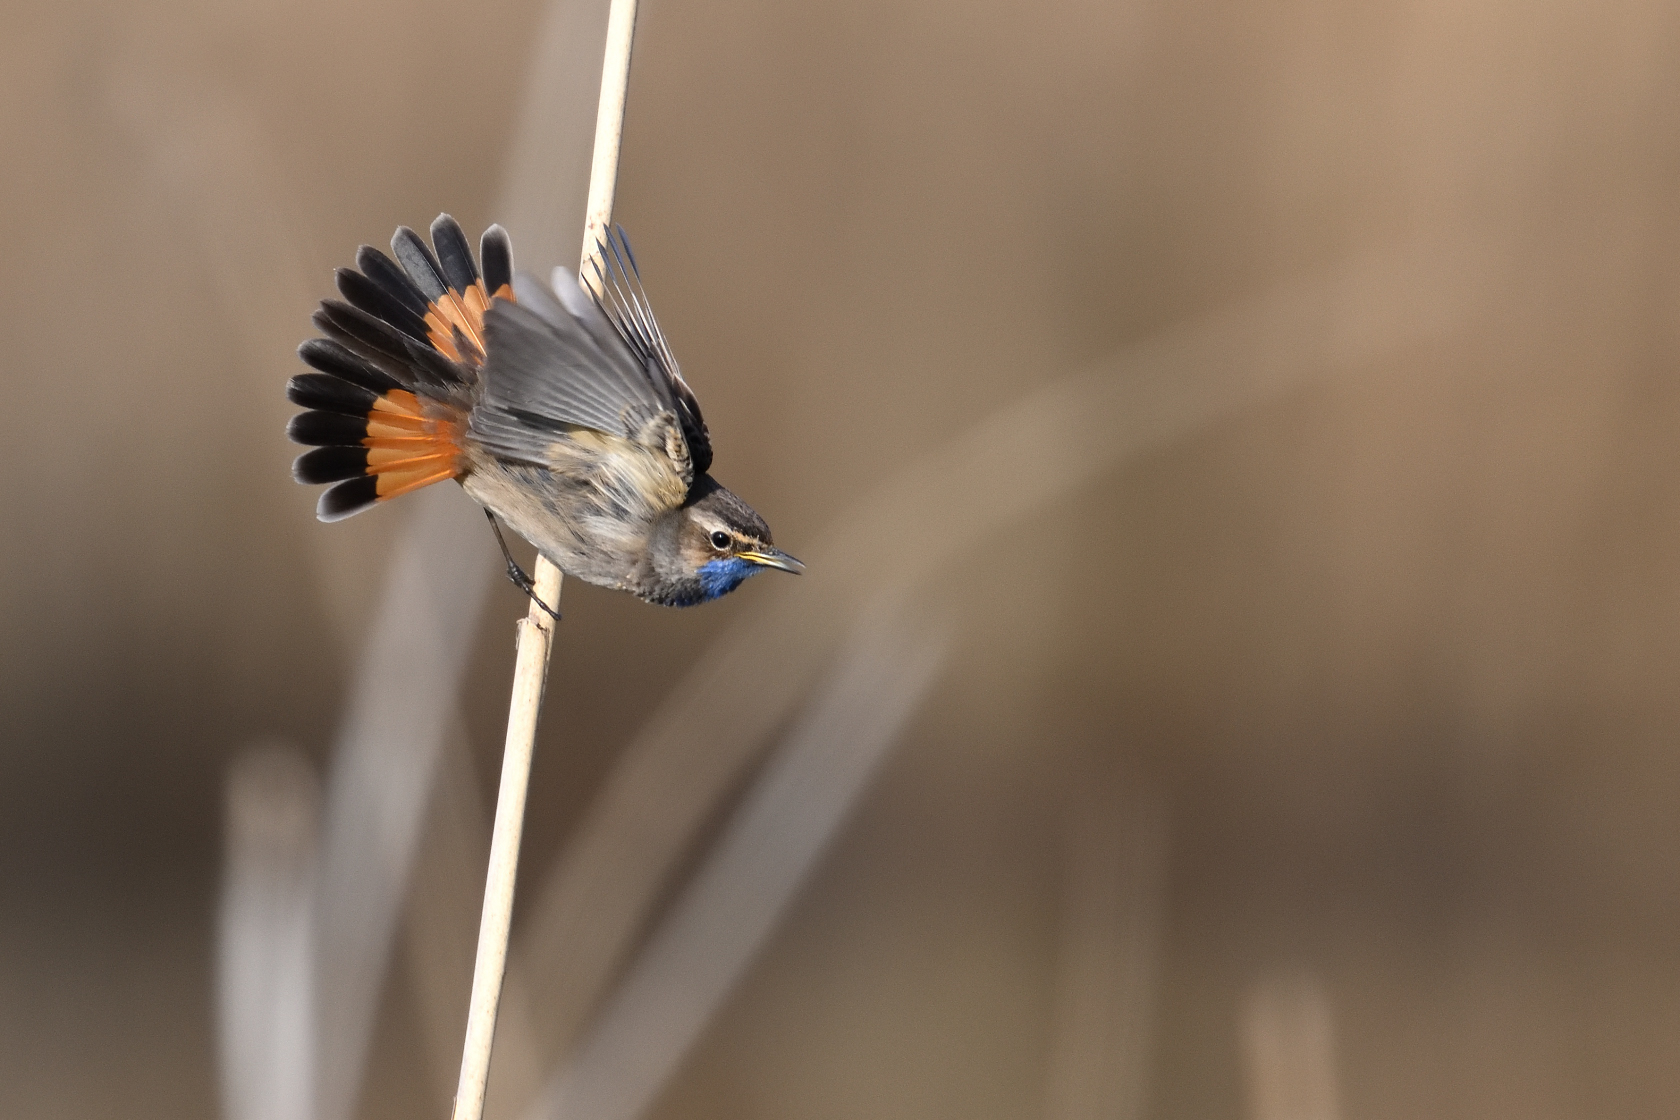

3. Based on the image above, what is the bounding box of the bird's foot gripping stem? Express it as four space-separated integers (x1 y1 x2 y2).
486 510 561 622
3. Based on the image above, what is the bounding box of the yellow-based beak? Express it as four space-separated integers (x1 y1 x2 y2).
739 547 805 574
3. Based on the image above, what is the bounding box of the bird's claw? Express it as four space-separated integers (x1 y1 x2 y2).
487 510 562 622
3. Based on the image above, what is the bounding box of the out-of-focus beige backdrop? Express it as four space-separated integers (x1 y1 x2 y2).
5 0 1680 1118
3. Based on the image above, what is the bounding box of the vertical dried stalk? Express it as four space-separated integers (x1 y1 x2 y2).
1239 974 1342 1120
1043 788 1164 1120
449 3 640 1119
219 743 319 1120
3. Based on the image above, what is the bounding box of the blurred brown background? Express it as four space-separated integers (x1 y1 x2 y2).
5 0 1680 1118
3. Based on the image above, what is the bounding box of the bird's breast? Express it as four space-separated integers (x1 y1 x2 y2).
460 449 662 594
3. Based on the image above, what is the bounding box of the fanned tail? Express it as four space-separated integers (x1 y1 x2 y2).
287 216 516 521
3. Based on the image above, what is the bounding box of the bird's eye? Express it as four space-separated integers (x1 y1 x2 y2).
710 530 731 551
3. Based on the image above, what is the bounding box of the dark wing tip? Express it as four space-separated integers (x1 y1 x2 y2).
611 224 642 275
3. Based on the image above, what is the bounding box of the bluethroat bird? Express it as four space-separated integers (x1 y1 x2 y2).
285 215 802 614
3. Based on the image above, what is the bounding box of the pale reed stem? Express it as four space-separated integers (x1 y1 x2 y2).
450 3 640 1118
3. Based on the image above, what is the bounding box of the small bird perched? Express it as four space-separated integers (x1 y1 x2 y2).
286 215 801 612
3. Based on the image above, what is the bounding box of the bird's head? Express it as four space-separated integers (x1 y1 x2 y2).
647 475 803 606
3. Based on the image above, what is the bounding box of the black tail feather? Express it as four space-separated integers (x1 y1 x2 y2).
392 226 449 300
335 267 431 344
286 373 378 416
297 339 402 394
319 476 381 522
355 246 432 317
287 410 371 446
430 214 480 294
313 301 412 366
293 444 369 485
313 300 468 391
481 225 513 295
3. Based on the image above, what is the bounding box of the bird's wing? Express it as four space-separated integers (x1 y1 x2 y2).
469 269 698 507
585 227 713 477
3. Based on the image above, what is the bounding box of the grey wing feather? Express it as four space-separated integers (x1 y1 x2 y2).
470 271 682 466
528 268 639 368
587 228 713 476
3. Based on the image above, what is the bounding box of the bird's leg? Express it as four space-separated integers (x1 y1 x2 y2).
485 509 561 621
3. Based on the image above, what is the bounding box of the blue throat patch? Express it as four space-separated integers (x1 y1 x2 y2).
696 556 763 601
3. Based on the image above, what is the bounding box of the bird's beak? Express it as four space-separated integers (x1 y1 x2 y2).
739 547 805 574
